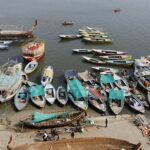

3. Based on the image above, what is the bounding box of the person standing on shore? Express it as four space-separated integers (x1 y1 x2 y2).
71 131 75 139
105 118 108 128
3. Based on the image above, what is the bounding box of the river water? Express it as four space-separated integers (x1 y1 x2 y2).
0 0 150 117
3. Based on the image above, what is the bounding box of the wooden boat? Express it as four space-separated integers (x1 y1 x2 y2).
83 34 109 38
78 70 95 84
0 44 8 49
67 79 88 110
22 38 45 61
56 86 68 105
99 55 132 60
114 74 131 96
83 37 112 43
108 89 125 115
113 8 121 13
44 83 56 104
21 110 85 128
125 95 145 114
99 72 115 93
91 66 119 73
138 76 150 92
72 49 92 53
28 82 46 108
0 60 22 103
59 34 82 39
92 49 128 55
10 137 141 150
24 60 38 74
14 85 29 111
0 40 13 45
0 20 37 40
41 66 54 86
82 56 105 64
88 87 106 113
105 60 134 66
62 21 74 25
64 69 78 80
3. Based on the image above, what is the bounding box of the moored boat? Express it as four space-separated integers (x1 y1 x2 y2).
0 60 23 103
22 38 45 61
0 20 37 40
56 86 68 105
83 37 112 43
0 40 13 45
67 79 88 110
72 48 92 53
87 87 106 113
99 54 132 60
0 44 8 49
41 66 54 86
21 110 85 128
24 60 38 74
92 49 128 55
14 85 29 111
44 83 56 105
28 82 45 108
125 95 145 114
105 59 134 66
108 89 125 115
82 56 105 64
59 34 82 39
64 69 78 80
147 91 150 105
91 66 119 73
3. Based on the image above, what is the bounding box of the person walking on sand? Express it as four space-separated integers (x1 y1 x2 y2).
71 131 75 139
105 118 108 128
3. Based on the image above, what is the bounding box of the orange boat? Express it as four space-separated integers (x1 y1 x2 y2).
22 39 45 61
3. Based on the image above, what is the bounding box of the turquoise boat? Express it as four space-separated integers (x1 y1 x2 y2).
108 89 125 115
22 110 85 128
28 83 46 108
67 79 88 110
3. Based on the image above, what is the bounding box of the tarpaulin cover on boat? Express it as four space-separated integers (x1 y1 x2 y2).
68 79 87 100
32 111 69 123
100 74 115 84
29 85 44 97
109 89 124 100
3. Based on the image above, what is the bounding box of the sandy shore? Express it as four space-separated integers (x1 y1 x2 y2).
0 110 150 150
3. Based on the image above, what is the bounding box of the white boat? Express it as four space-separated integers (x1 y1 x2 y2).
24 60 38 74
14 85 29 111
28 82 46 108
99 55 132 60
0 44 8 49
92 49 128 55
82 56 105 64
56 86 68 105
72 49 92 53
0 60 23 103
59 34 82 39
91 66 119 73
83 37 112 43
0 40 13 45
44 83 56 104
125 95 145 114
41 66 54 86
114 74 131 97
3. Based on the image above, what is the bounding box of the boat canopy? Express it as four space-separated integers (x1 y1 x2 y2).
68 79 87 100
109 89 124 100
31 111 69 123
29 85 44 97
100 73 115 84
